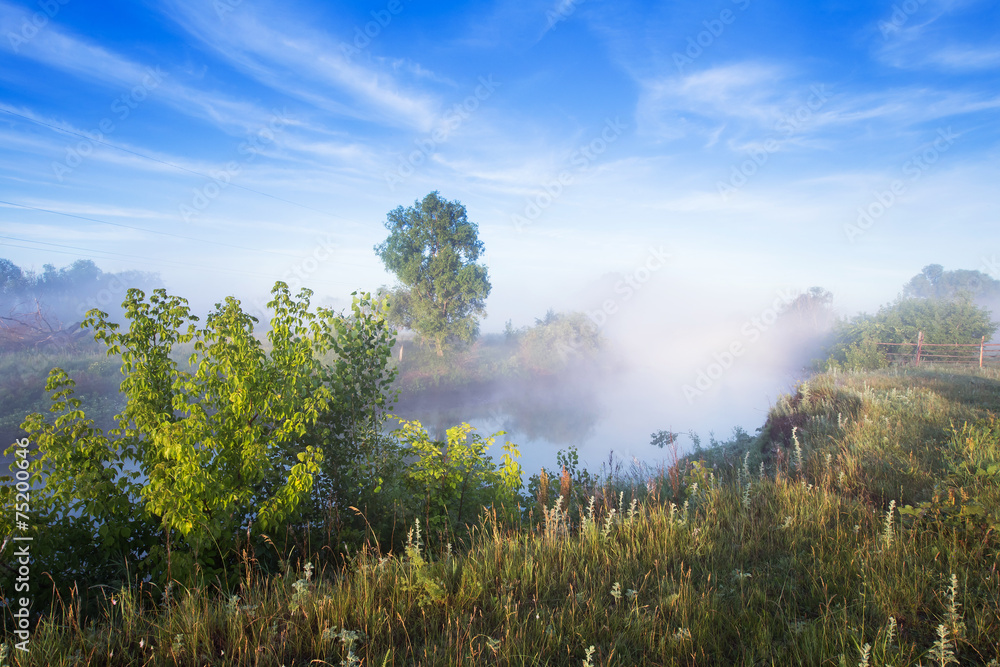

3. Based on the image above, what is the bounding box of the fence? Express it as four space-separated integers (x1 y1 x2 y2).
876 332 1000 367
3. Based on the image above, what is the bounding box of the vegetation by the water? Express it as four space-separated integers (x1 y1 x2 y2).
375 192 493 357
822 265 999 371
3 256 1000 664
4 365 1000 666
392 310 605 393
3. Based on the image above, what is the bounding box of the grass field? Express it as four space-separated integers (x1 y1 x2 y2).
4 365 1000 666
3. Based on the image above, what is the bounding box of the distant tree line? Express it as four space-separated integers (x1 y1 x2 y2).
825 264 999 370
0 257 161 350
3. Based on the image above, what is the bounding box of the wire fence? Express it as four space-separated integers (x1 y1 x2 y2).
876 332 1000 367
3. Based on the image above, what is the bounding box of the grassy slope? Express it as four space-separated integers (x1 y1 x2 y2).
0 346 122 452
7 366 1000 666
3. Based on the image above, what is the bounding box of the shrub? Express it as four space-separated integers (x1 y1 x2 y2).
1 282 397 590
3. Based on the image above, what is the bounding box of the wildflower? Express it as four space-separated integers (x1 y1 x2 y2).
671 627 692 643
858 642 871 667
881 500 896 550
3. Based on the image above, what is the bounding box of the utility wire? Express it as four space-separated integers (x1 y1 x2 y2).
0 236 362 289
0 234 282 278
0 199 302 258
0 107 359 225
0 198 376 270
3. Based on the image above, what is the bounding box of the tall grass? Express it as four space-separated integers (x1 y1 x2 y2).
4 365 1000 665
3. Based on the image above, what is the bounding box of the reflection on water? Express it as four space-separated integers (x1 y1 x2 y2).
395 374 598 444
391 362 807 479
392 371 603 475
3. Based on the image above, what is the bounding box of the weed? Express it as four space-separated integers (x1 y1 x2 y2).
793 426 804 472
857 642 871 667
881 499 896 550
930 624 958 666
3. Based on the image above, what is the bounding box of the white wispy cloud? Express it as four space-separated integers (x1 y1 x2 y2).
0 1 287 134
871 0 999 71
160 0 442 132
636 63 793 140
635 60 1000 154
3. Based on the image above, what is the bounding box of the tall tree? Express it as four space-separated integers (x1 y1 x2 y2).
781 286 835 332
903 264 1000 301
375 191 491 355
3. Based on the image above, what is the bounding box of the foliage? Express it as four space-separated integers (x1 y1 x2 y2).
527 446 598 519
779 286 835 332
516 311 601 373
392 309 607 394
4 367 1000 665
649 429 680 449
393 418 522 540
0 257 161 345
904 263 1000 302
374 192 492 356
294 291 399 552
0 346 122 456
825 295 996 369
843 337 890 370
1 283 397 587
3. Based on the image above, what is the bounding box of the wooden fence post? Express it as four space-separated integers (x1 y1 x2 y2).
916 331 923 365
981 336 985 368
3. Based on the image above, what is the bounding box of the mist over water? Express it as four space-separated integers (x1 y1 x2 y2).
392 277 831 477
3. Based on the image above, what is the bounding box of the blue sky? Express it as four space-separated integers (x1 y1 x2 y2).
1 0 999 328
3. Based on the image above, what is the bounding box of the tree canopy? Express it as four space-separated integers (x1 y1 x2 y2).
903 264 1000 302
1 257 162 351
7 283 399 587
825 295 997 370
375 192 491 355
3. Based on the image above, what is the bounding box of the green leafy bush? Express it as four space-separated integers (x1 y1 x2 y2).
825 295 996 369
393 418 522 541
1 282 398 589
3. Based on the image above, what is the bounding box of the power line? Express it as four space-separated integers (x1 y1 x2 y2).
0 198 377 270
0 236 363 289
0 107 360 225
0 199 302 258
0 234 278 278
